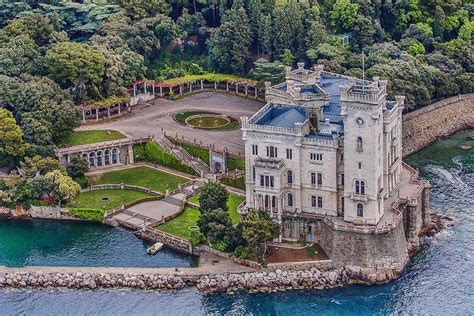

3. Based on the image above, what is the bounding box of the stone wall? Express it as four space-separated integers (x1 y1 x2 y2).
134 228 193 255
28 206 85 221
402 94 474 156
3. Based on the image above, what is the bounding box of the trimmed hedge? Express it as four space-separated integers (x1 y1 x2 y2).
220 176 245 190
227 156 245 171
68 207 106 222
133 141 199 176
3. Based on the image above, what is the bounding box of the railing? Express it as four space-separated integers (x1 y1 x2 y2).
254 157 285 169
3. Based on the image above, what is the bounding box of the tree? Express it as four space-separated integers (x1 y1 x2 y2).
0 35 42 76
199 182 228 212
45 41 105 104
19 156 64 177
330 0 360 30
241 210 280 260
280 49 294 67
197 208 233 245
115 0 171 19
44 170 81 205
1 13 57 46
353 17 376 51
207 7 251 73
251 58 285 84
66 156 89 179
0 108 27 163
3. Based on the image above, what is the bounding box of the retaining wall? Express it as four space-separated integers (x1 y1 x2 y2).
402 94 474 156
28 206 85 221
134 228 193 254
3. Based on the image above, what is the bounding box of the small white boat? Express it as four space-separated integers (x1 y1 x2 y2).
146 242 164 255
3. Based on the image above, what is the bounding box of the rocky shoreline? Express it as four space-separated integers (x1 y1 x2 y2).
0 266 401 293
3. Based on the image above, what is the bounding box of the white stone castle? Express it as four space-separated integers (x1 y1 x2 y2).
241 63 405 238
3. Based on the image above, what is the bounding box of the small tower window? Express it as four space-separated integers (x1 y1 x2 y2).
357 203 364 217
356 137 363 152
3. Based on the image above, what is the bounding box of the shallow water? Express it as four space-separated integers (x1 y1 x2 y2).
0 219 197 268
0 131 473 315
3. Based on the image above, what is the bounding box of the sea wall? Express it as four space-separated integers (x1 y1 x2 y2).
134 228 193 255
402 94 474 156
27 206 85 221
0 265 396 293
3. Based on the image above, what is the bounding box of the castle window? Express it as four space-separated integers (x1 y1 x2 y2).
288 193 293 207
272 196 277 208
287 170 293 184
252 144 258 155
357 203 364 217
311 172 316 185
356 137 363 152
286 148 293 160
358 162 362 169
310 153 323 161
311 196 317 207
317 196 323 208
267 146 277 158
317 172 323 186
355 180 366 195
341 173 344 186
252 166 255 181
260 175 264 186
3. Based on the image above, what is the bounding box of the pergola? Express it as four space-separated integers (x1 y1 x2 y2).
80 95 131 122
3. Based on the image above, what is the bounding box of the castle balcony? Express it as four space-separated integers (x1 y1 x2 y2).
254 157 285 169
349 193 369 203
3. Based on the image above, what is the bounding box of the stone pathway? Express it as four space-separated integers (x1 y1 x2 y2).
111 180 205 230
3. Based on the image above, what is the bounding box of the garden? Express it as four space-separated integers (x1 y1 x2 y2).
88 166 188 193
133 142 199 176
174 111 240 131
62 130 126 147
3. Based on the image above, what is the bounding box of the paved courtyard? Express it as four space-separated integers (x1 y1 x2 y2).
79 92 263 155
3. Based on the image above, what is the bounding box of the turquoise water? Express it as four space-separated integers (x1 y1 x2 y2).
0 220 198 268
0 131 473 315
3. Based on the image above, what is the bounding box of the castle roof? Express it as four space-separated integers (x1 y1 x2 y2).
254 106 307 128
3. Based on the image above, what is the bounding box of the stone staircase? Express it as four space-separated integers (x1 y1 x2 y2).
155 136 210 177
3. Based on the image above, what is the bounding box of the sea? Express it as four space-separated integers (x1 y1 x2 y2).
0 130 472 315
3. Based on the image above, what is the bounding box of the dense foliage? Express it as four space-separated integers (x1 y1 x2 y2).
0 0 472 204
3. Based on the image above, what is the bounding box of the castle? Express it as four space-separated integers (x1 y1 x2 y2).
241 64 431 270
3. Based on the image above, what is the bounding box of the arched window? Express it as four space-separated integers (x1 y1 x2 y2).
105 149 111 165
97 151 103 167
288 193 293 207
264 195 270 210
112 148 118 164
355 180 360 194
356 137 363 152
252 166 256 181
361 181 365 195
271 196 277 209
357 203 364 217
287 170 293 184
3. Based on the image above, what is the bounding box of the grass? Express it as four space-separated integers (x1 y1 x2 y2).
227 156 245 170
62 130 126 147
157 207 201 240
220 176 245 190
187 192 244 224
133 142 199 176
69 189 152 210
88 166 188 193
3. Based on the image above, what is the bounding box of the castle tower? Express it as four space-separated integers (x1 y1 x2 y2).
340 78 387 225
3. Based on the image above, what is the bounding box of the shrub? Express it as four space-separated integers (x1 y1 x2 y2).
227 156 245 171
189 230 206 246
234 245 252 259
212 240 228 252
220 176 245 190
68 207 105 222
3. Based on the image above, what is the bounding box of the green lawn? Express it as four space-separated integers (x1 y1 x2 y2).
187 192 244 224
62 130 126 146
88 166 188 193
69 189 153 210
157 207 201 240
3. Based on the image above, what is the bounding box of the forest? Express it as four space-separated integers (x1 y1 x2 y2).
0 0 472 202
